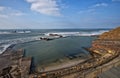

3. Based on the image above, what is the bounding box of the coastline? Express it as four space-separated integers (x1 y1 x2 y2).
1 27 120 78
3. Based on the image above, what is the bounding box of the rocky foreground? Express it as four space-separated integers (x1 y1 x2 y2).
0 47 31 78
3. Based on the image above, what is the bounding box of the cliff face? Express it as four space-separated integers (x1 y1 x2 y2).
99 27 120 39
90 26 120 57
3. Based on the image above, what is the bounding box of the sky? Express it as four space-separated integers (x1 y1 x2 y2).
0 0 120 29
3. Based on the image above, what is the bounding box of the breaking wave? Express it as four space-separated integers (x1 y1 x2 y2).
45 30 108 37
0 30 31 34
0 31 12 34
0 29 109 54
0 44 11 54
0 36 41 54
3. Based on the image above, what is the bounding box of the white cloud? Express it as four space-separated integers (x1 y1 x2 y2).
78 9 95 14
26 0 61 16
91 3 108 8
78 3 108 14
0 6 25 18
0 14 8 18
0 6 6 11
10 11 26 16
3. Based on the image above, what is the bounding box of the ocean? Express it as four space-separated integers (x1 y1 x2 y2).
0 29 110 66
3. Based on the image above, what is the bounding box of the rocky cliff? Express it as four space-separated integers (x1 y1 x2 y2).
90 26 120 57
99 26 120 39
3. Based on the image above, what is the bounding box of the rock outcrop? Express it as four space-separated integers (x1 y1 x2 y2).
90 26 120 57
99 26 120 39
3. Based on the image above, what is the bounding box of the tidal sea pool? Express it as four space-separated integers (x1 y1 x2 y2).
13 36 97 66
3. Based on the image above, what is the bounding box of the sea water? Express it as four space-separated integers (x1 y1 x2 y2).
0 29 110 65
13 36 96 65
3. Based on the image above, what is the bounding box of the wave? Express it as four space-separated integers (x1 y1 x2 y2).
0 31 12 34
44 30 109 37
0 29 109 54
15 30 31 33
0 30 31 34
0 36 42 54
78 30 108 36
0 36 41 44
0 44 11 54
45 32 80 37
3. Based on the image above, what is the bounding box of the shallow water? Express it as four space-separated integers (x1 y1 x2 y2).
13 36 97 66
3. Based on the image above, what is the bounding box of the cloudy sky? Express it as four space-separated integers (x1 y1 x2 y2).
0 0 120 29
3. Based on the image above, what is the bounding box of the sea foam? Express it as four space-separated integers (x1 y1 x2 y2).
45 30 108 37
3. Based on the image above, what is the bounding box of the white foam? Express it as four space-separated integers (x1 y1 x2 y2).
0 36 42 45
0 31 12 34
0 30 109 54
44 30 108 37
78 30 108 36
0 36 42 54
0 30 31 34
45 32 80 37
0 44 11 54
16 30 31 33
